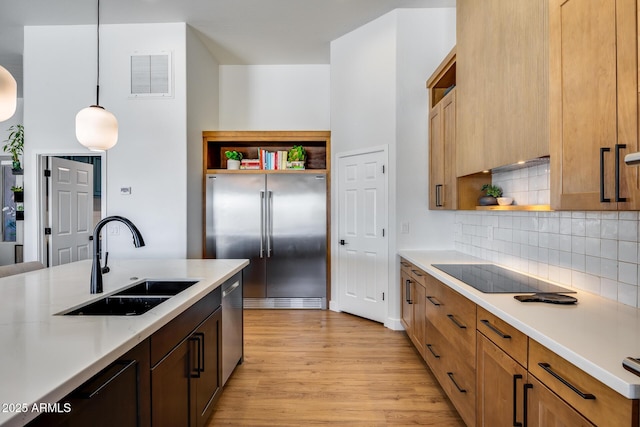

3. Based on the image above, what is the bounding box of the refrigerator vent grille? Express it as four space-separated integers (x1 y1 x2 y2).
244 298 326 309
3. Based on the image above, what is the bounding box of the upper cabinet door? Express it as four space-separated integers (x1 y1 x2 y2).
550 0 639 210
456 0 549 177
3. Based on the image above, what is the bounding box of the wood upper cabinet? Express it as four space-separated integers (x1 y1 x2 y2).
429 90 457 209
550 0 640 210
456 0 549 176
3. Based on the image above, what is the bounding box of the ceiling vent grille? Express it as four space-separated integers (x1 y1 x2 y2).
130 52 172 98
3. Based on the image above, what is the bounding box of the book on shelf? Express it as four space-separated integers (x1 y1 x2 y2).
258 149 290 170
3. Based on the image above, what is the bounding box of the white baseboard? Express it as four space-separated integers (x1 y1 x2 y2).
385 317 404 331
329 300 340 312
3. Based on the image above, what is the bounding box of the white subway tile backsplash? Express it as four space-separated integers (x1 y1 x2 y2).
453 161 640 308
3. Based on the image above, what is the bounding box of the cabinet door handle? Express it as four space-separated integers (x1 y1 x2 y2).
195 332 205 373
537 362 595 400
523 383 533 427
447 372 466 393
447 314 467 329
190 335 203 378
426 296 441 306
600 147 611 203
513 374 523 427
435 184 443 207
480 319 511 339
615 144 627 202
426 344 440 359
405 279 412 304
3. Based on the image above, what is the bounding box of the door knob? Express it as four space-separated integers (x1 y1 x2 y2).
339 239 348 246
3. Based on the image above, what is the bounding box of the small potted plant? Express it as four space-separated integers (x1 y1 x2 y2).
287 145 306 169
11 186 23 203
225 150 243 170
4 124 24 174
479 184 502 206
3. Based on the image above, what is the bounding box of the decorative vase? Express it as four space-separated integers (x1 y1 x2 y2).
227 159 240 170
478 196 498 206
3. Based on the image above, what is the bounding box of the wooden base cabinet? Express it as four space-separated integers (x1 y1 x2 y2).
525 375 594 427
476 333 527 427
400 259 426 358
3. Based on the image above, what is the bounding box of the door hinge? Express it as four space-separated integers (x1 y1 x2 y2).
44 169 51 177
382 292 385 301
382 228 385 237
44 228 51 235
382 165 385 174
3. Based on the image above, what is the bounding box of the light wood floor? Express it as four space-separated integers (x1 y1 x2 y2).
209 310 464 426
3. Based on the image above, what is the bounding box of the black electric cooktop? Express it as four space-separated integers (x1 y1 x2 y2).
432 264 575 294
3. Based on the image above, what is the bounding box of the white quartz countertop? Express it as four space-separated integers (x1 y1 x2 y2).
398 250 640 400
0 258 248 427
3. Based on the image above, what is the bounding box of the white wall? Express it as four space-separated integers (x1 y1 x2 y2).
23 23 189 261
219 65 330 130
395 8 457 250
330 9 456 328
186 26 219 258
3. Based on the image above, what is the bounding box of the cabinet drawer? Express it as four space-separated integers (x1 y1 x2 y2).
477 306 528 367
425 275 476 361
408 266 428 287
400 258 413 275
425 320 476 427
529 339 638 427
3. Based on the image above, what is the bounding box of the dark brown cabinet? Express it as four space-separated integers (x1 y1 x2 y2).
28 340 151 427
150 288 223 427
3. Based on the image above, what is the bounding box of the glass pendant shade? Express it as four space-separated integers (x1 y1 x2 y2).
0 65 17 122
75 105 118 151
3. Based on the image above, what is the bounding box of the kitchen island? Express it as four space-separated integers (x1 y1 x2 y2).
0 258 248 427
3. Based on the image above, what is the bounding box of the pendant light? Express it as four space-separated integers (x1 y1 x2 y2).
0 65 17 122
76 0 118 151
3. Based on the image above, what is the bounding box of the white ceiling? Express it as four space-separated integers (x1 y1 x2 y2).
0 0 455 68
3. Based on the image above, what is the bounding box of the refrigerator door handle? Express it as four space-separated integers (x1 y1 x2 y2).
260 190 265 258
267 190 273 258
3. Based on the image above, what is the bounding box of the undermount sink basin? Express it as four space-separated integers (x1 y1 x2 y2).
61 279 199 316
63 296 170 316
113 280 199 297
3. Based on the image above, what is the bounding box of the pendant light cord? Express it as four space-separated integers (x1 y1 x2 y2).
96 0 101 106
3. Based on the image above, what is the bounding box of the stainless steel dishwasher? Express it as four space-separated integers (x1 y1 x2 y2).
222 273 243 385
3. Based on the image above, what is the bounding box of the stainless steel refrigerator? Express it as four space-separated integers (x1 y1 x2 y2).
205 174 327 308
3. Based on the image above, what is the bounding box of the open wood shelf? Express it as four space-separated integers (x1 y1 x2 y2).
475 205 552 211
203 130 330 172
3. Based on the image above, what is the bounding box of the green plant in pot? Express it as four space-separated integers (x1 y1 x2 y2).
287 145 306 169
11 186 23 203
479 184 502 206
225 150 243 169
3 124 24 174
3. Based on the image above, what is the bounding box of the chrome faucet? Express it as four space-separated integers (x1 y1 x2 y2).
91 215 145 294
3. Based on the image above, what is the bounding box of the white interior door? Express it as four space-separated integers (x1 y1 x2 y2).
50 157 94 266
337 149 388 323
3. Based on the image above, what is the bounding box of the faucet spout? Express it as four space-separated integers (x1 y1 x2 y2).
91 215 145 294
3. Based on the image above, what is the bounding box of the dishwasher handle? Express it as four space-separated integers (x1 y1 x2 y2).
223 281 241 298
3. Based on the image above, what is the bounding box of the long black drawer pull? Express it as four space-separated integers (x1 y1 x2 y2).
194 332 205 372
401 261 411 267
480 319 511 339
190 335 203 378
426 344 441 359
538 362 596 400
447 314 467 329
615 144 627 202
513 374 523 427
411 269 423 277
447 372 466 393
74 360 137 399
523 383 533 427
426 296 441 306
600 147 611 203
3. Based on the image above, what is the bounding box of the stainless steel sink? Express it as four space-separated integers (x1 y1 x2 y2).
61 279 199 316
113 280 198 297
63 296 170 316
